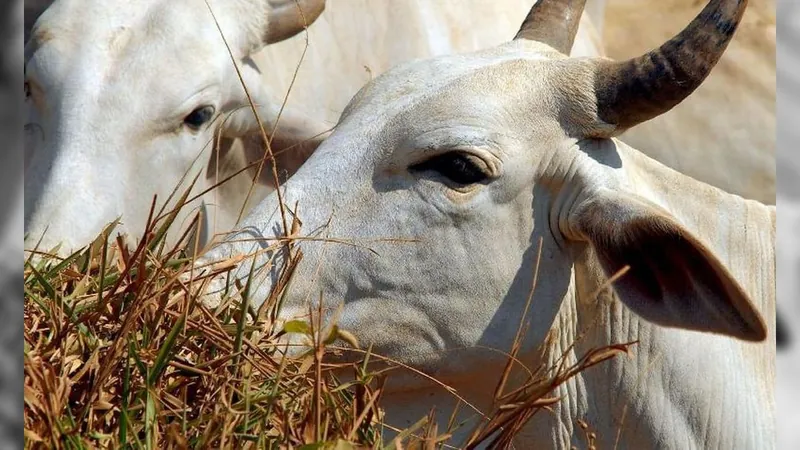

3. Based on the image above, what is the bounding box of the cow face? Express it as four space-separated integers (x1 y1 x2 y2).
24 0 324 255
200 36 765 376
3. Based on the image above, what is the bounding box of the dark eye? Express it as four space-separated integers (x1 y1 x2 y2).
24 81 30 99
183 105 215 130
410 152 489 186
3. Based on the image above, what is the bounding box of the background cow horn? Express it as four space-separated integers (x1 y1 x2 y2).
593 0 748 134
265 0 326 44
514 0 587 54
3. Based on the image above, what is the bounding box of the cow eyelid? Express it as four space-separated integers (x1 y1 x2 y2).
409 151 490 186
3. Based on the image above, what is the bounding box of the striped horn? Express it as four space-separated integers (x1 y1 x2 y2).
265 0 326 44
514 0 588 54
592 0 748 135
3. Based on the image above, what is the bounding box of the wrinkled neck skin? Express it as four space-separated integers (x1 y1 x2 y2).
379 139 776 449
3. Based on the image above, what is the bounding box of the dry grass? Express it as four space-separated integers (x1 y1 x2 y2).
22 188 635 449
23 192 387 449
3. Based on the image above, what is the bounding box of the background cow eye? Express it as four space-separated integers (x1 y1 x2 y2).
410 152 489 186
183 105 215 130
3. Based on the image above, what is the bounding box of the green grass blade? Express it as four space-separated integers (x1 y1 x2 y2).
147 316 185 386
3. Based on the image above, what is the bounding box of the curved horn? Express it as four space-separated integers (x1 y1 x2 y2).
514 0 588 54
265 0 326 44
593 0 748 134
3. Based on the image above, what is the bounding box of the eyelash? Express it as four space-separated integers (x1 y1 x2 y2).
409 152 489 186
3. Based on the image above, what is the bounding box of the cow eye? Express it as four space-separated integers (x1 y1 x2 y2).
410 152 489 186
183 105 215 130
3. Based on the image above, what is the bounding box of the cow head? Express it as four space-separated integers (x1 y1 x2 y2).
24 0 326 255
199 0 766 377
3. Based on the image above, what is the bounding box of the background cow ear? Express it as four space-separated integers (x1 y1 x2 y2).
568 188 767 342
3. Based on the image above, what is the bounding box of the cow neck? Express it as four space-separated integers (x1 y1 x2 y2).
340 138 777 448
519 138 777 449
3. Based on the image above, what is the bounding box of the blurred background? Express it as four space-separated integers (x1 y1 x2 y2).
776 0 798 447
10 0 788 448
2 0 23 449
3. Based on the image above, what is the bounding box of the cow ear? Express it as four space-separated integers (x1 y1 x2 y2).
223 60 331 143
568 188 767 342
221 96 330 155
219 66 330 185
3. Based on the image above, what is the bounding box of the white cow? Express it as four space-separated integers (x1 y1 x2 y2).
196 0 776 448
23 0 607 257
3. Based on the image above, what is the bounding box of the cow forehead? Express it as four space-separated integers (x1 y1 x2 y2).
28 0 222 68
339 42 563 139
27 0 229 115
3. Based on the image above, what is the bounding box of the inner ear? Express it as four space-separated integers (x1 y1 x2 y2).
569 188 767 342
217 61 330 189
